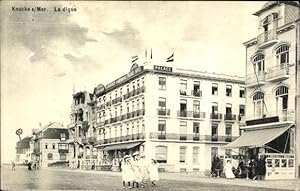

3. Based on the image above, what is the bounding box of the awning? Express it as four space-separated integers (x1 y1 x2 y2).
223 123 293 148
103 141 144 151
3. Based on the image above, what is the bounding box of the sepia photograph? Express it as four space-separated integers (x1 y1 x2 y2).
1 1 300 190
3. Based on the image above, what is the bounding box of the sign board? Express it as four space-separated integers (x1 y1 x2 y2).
153 65 172 72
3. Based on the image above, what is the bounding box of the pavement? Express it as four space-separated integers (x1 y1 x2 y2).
47 167 300 191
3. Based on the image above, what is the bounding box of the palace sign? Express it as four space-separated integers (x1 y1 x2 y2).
153 65 173 72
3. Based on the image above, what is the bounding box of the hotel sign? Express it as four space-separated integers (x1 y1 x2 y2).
154 65 172 72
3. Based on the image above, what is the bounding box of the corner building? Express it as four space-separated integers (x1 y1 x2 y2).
69 61 245 174
226 1 300 179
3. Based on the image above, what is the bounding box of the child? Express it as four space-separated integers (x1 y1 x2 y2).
148 159 159 186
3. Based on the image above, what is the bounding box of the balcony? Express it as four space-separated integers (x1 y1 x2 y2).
191 90 202 97
178 110 187 117
210 113 223 122
246 72 266 88
257 29 278 49
106 101 111 107
81 138 88 144
245 109 295 124
211 135 218 142
179 134 187 140
193 134 200 141
192 112 206 119
58 149 69 153
225 136 232 142
88 137 96 144
224 113 237 122
267 63 290 82
157 109 170 116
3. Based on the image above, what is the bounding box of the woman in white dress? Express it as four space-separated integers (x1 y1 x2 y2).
121 155 135 189
149 159 159 186
224 160 235 179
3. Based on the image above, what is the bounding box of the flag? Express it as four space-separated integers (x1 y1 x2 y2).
131 55 138 63
166 53 174 62
150 48 152 59
145 49 147 58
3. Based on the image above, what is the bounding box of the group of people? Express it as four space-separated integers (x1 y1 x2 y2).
211 155 267 180
120 151 159 189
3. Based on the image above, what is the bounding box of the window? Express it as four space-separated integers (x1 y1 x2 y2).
52 144 55 150
58 144 68 150
120 125 122 137
155 146 167 163
180 79 187 95
275 86 289 119
212 83 218 95
159 77 166 90
158 120 166 137
158 97 166 115
193 147 199 164
225 124 232 142
180 99 187 117
60 153 66 160
45 143 48 149
180 121 187 140
253 54 265 74
240 87 245 98
276 45 289 65
193 122 200 134
126 124 129 136
60 133 66 141
179 146 186 163
211 124 218 141
253 92 264 118
193 81 201 96
212 102 218 114
226 85 232 97
47 153 53 160
132 101 135 113
239 105 245 120
225 103 232 120
193 101 200 117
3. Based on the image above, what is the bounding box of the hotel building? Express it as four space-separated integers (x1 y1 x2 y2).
68 60 245 174
226 1 300 179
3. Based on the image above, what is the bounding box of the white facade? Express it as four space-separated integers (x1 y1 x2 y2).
69 61 245 174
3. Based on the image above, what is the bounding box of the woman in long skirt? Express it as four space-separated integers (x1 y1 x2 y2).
224 160 235 179
149 159 159 186
121 155 135 189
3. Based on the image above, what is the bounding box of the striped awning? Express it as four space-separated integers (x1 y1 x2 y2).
223 123 293 148
103 141 144 151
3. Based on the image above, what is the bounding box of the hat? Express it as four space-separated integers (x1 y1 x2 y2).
123 155 130 160
132 151 139 156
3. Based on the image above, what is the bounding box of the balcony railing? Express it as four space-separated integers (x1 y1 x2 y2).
245 109 295 122
210 113 223 120
224 113 237 121
191 90 202 97
246 72 266 87
149 132 238 142
157 109 170 116
257 29 278 47
123 87 145 101
177 111 205 118
267 63 289 82
180 89 187 96
178 110 187 117
95 133 145 145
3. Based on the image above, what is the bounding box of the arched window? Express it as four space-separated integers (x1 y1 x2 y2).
252 54 265 74
47 153 53 160
275 86 288 97
155 146 167 163
253 92 264 118
275 86 288 118
276 45 289 65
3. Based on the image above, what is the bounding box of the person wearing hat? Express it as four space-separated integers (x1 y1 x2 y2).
139 153 149 187
131 151 143 188
149 159 159 186
121 155 135 189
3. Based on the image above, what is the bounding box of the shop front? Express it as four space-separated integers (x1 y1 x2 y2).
223 121 295 180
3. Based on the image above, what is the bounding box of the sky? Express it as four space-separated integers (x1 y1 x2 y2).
1 1 265 163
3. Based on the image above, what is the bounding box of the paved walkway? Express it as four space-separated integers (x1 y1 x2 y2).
47 167 300 190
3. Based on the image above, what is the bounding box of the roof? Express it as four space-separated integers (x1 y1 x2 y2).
42 128 69 139
253 1 299 16
16 137 32 148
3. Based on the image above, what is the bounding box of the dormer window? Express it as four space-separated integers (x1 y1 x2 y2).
60 133 66 141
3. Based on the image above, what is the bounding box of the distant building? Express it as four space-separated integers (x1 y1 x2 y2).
226 1 300 179
15 137 32 164
68 60 245 174
32 122 73 168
